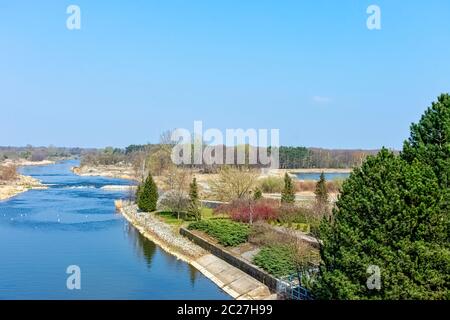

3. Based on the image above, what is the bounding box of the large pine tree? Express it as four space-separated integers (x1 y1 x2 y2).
315 95 450 299
315 149 448 299
402 93 450 188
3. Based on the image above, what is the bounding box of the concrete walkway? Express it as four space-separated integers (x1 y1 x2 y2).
191 254 276 300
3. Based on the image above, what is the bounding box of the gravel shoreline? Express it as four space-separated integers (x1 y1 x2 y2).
119 201 206 260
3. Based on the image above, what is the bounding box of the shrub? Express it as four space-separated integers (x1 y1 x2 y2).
278 205 311 223
215 199 279 223
253 245 296 277
188 219 250 246
281 173 296 204
258 176 284 193
249 222 291 247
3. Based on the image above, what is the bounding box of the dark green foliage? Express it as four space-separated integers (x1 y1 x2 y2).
402 93 450 189
187 177 201 221
315 149 449 299
253 187 262 200
314 172 329 217
189 178 199 205
281 173 296 204
135 184 141 204
315 172 328 204
273 146 377 169
137 173 159 212
253 245 296 277
188 219 250 247
276 146 310 168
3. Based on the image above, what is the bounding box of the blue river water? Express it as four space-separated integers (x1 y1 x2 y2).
0 160 229 300
293 172 350 181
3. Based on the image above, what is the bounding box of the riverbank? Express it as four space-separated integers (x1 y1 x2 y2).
72 164 136 181
1 159 55 167
0 175 47 201
0 160 51 201
118 201 274 300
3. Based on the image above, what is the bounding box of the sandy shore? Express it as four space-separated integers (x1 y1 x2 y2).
1 159 55 167
0 175 47 201
72 165 136 181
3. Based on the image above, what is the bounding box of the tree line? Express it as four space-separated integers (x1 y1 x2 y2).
81 143 380 171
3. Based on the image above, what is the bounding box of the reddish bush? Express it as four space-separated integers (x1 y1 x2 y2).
215 199 279 223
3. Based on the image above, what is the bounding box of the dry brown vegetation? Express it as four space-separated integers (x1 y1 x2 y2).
249 222 291 247
295 180 343 193
0 165 18 181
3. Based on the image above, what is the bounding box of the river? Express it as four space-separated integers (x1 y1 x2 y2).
0 160 229 299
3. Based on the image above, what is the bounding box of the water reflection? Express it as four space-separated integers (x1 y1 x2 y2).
125 222 157 269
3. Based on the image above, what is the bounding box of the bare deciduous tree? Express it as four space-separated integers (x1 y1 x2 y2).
158 167 193 219
209 166 258 201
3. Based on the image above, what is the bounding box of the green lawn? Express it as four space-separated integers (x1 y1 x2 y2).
200 207 214 219
155 211 184 226
155 207 215 227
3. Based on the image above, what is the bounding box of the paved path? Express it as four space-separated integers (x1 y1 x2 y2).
192 254 276 300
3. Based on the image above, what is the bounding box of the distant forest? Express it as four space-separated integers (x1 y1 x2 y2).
0 146 88 162
123 144 380 169
0 144 381 169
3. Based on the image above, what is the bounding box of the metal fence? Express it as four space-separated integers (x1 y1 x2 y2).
277 274 314 300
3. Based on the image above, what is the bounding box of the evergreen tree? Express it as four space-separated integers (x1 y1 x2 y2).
135 183 141 204
189 177 199 206
314 149 449 299
402 93 450 188
315 172 328 204
137 173 158 212
314 172 329 217
281 173 296 204
187 177 201 221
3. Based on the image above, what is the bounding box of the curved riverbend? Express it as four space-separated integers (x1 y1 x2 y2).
0 160 230 299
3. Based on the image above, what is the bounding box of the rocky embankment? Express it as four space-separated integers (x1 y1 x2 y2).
118 201 205 260
72 165 136 181
0 175 47 201
117 201 274 300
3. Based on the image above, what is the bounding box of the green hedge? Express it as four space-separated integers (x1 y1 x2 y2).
253 245 296 277
188 219 250 247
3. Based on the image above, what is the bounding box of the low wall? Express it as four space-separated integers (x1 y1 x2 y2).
180 227 279 292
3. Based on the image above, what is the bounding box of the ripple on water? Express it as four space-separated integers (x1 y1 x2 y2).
0 160 230 299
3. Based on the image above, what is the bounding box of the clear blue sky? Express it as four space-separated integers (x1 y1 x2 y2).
1 1 449 149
